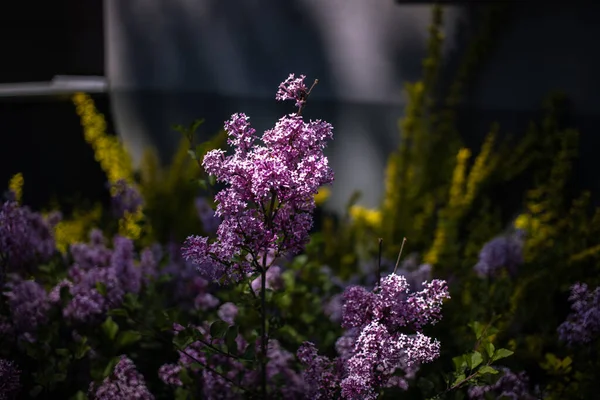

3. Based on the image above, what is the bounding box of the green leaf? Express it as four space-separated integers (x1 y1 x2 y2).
95 281 107 296
492 348 514 362
29 385 43 397
210 320 229 339
108 308 129 318
173 328 195 350
74 337 91 360
225 325 239 355
243 344 256 361
55 348 71 357
190 118 205 133
103 357 120 378
188 150 197 160
478 365 499 375
116 330 142 349
70 390 88 400
483 341 495 358
172 124 186 134
468 321 485 339
452 373 466 386
468 351 483 369
197 179 208 190
452 355 467 370
123 293 141 310
208 174 216 186
561 356 573 368
101 317 119 341
174 387 191 400
70 391 88 400
53 372 67 382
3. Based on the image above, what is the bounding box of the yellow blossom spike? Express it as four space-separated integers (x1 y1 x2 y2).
8 172 24 204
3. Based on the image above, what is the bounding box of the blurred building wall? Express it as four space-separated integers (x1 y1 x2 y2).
105 1 600 213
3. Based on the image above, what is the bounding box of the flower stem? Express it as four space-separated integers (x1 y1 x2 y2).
260 265 267 398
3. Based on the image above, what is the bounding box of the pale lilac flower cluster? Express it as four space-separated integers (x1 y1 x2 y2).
159 325 304 398
182 74 333 283
195 197 221 235
109 179 143 218
474 233 524 278
50 230 159 323
467 367 536 400
299 274 449 399
89 356 154 400
558 282 600 345
0 200 59 270
3 279 50 335
0 358 20 400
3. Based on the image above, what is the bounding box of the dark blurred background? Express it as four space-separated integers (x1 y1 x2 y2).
1 1 599 213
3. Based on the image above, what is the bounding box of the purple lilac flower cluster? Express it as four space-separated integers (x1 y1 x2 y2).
3 279 51 336
299 273 450 400
159 322 305 398
324 255 432 324
558 282 600 345
109 179 143 218
474 232 524 278
49 230 159 323
0 199 59 271
467 367 536 400
0 358 20 400
89 356 154 400
182 74 333 283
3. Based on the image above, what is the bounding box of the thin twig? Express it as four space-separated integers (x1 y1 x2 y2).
393 237 407 274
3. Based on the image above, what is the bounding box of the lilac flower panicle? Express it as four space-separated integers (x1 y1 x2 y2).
109 179 143 218
0 359 20 400
558 282 600 345
0 200 58 269
4 279 50 333
158 364 182 387
182 75 333 283
89 356 154 400
111 236 142 294
342 286 375 329
474 234 523 278
69 229 112 271
139 246 159 283
317 273 450 398
467 367 536 400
